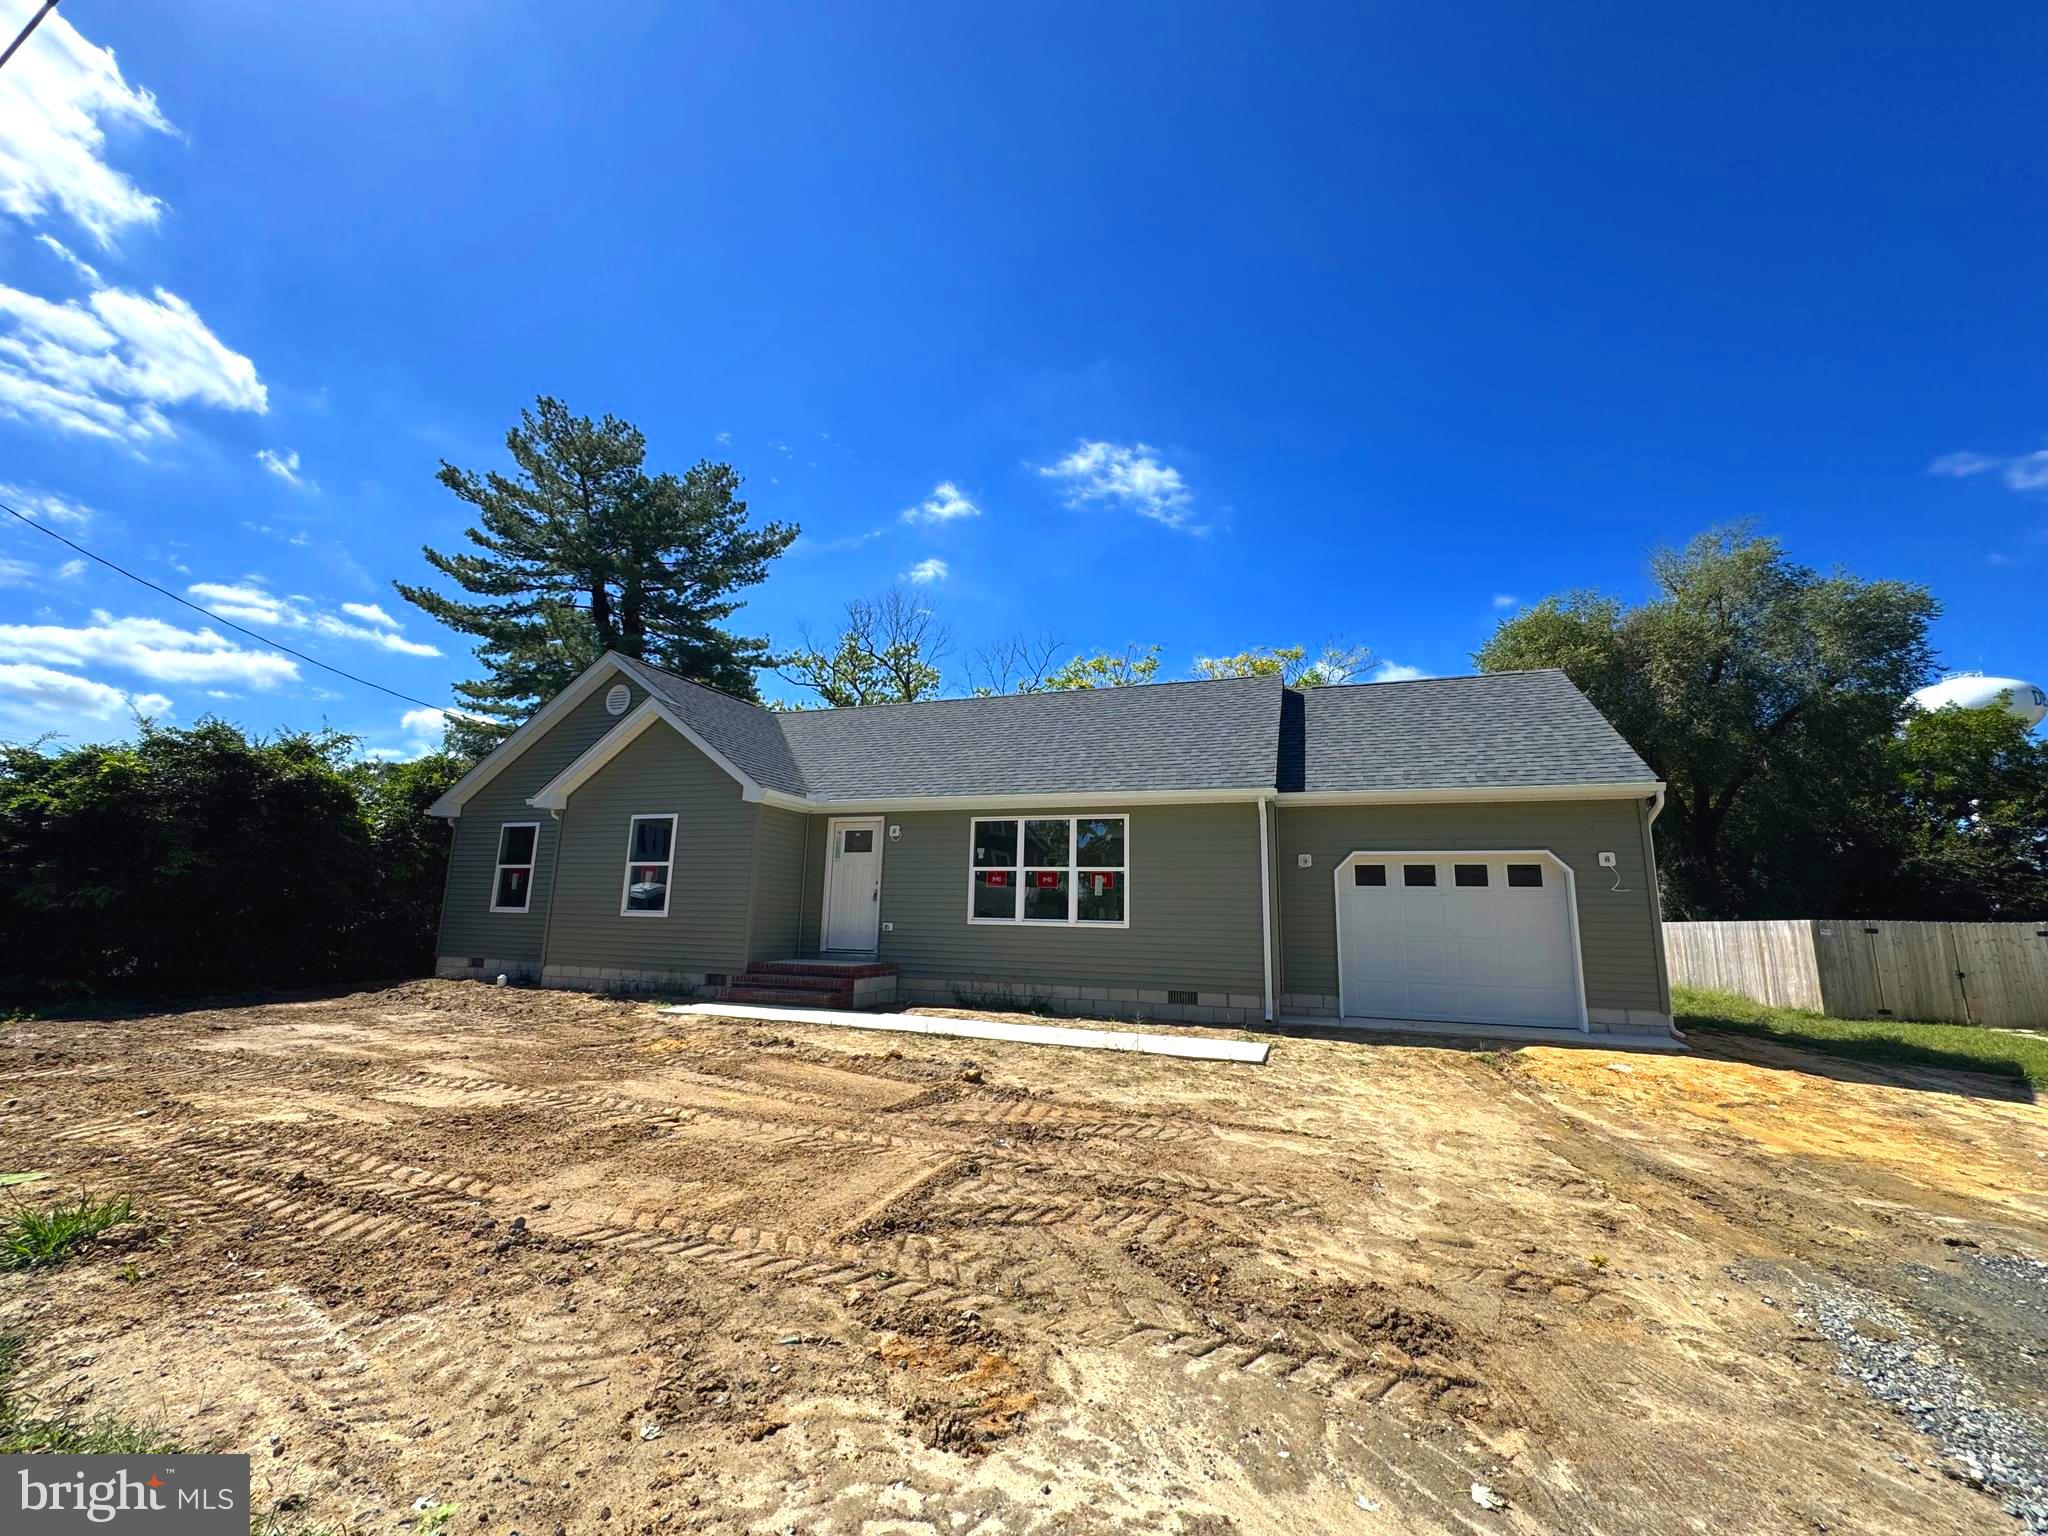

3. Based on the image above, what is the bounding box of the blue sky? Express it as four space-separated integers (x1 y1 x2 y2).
1 2 2044 756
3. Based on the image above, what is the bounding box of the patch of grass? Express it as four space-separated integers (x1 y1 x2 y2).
0 1192 135 1272
1674 985 2048 1091
0 1332 181 1454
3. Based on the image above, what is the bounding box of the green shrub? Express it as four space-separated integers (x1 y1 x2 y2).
0 722 466 1000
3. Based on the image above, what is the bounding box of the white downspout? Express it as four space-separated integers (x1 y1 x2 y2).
1257 798 1276 1022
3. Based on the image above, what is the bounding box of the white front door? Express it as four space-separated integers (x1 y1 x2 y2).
822 816 884 952
1336 853 1584 1029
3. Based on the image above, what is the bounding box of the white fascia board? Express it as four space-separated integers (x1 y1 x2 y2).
1278 781 1663 807
752 785 1274 815
426 653 634 819
754 782 1662 815
526 697 765 811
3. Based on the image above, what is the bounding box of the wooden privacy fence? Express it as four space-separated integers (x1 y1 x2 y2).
1664 919 2048 1029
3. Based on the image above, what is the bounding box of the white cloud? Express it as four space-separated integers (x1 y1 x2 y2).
35 234 99 286
0 611 297 689
0 280 266 442
0 483 93 525
400 706 450 737
187 579 296 626
1038 440 1198 531
379 705 482 760
186 577 441 657
1491 593 1518 610
0 5 172 247
0 662 169 724
0 557 34 586
0 11 266 446
715 430 732 445
1930 447 2048 493
788 526 885 556
311 611 438 656
56 558 85 580
900 481 980 525
1367 661 1428 683
903 557 949 585
254 447 309 488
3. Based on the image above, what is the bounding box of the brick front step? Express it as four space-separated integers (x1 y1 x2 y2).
729 970 851 994
713 986 855 1008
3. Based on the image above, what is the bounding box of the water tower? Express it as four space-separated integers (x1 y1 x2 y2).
1907 673 2048 728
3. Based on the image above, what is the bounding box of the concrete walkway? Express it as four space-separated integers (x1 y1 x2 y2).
660 1001 1270 1064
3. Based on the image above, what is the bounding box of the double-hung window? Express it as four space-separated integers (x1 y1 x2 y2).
620 814 677 917
970 815 1127 926
492 823 539 912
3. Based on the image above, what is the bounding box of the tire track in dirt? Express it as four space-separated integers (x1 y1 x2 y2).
212 1283 644 1461
217 1286 406 1449
911 1098 1212 1144
93 1051 1319 1221
98 1121 1444 1423
1079 1299 1491 1416
99 1121 1008 1312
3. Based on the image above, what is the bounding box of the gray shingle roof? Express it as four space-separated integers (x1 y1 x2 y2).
1292 669 1656 792
624 660 811 795
610 657 1654 802
774 674 1285 799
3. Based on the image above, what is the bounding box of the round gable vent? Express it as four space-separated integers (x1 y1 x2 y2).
605 683 630 716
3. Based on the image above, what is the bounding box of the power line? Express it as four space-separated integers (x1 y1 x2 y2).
1 497 451 713
0 0 59 74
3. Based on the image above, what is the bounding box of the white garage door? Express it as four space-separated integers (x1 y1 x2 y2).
1336 853 1583 1030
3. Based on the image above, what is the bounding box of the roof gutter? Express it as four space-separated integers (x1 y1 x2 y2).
1279 781 1664 807
749 782 1664 814
750 785 1277 814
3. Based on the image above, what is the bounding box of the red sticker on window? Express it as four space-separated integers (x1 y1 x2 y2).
1090 872 1115 891
1034 871 1061 888
984 871 1009 886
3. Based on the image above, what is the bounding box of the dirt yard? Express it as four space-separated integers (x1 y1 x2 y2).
4 982 2046 1535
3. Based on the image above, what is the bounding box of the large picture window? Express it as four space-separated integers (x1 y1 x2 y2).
492 823 539 912
619 814 677 917
969 815 1127 926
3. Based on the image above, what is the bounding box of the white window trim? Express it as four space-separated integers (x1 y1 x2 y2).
618 813 678 918
966 814 1130 929
490 822 541 913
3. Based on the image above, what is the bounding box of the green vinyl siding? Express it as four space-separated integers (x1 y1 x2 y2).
436 680 646 963
798 804 1265 996
1272 798 1666 1013
541 723 756 974
746 803 811 963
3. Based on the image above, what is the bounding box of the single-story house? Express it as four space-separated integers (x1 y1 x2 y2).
426 652 1675 1038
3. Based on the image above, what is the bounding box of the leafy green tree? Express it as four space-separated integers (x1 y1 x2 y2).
777 589 951 707
397 397 797 753
1042 644 1163 691
1854 703 2048 919
1192 642 1374 686
1476 527 1938 916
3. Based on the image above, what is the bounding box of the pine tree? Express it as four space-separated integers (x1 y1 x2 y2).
396 397 797 754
